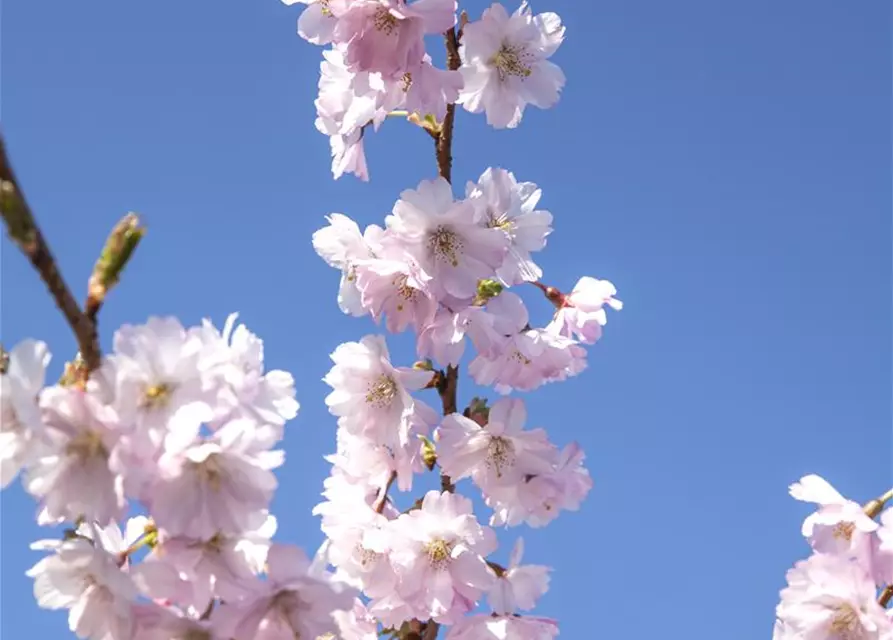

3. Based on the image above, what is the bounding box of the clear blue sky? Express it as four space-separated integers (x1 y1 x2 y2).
1 1 890 638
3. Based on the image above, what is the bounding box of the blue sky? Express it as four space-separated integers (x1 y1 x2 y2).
1 1 890 638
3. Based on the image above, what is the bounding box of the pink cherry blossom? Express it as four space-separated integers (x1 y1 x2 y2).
331 0 456 78
284 0 338 45
466 167 553 285
417 303 506 368
27 533 139 640
436 397 556 493
487 538 550 614
546 276 622 344
323 335 433 448
404 58 464 121
193 313 299 429
327 400 436 492
446 614 560 640
1 339 51 488
774 552 892 640
133 603 219 640
458 2 565 129
875 510 893 585
333 600 379 640
25 386 126 526
354 249 438 334
146 419 282 539
314 484 400 596
469 292 587 394
386 491 497 624
386 177 509 300
789 474 880 565
108 316 215 446
141 515 277 612
314 213 387 315
487 441 592 528
210 543 356 640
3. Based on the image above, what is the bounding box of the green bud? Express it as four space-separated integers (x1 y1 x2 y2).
473 279 503 305
86 213 145 315
419 435 437 470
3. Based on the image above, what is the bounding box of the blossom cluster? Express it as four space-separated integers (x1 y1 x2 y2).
3 0 626 636
773 475 893 639
2 318 358 640
288 0 567 180
309 162 621 636
292 0 623 636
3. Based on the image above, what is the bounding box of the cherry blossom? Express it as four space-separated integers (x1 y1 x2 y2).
774 552 892 640
146 419 282 539
313 213 386 315
546 276 622 344
466 167 553 286
332 0 457 78
1 339 51 488
386 491 498 624
25 386 126 526
386 177 508 300
27 531 139 640
446 614 560 640
437 397 556 492
458 2 565 129
323 335 433 447
487 538 550 614
210 543 356 640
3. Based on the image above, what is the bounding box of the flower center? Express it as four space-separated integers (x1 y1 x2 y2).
142 382 172 409
425 538 453 570
487 209 514 232
427 226 462 267
402 72 413 92
491 43 532 80
393 274 419 312
373 7 399 35
829 602 864 639
65 430 107 460
195 454 224 492
365 374 398 408
832 521 856 541
354 543 381 567
511 350 532 365
486 436 516 478
319 0 332 17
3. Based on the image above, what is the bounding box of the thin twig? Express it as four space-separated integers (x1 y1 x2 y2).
374 471 398 514
0 134 101 373
434 27 461 184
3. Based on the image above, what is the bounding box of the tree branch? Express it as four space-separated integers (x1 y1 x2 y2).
0 134 102 373
435 27 461 184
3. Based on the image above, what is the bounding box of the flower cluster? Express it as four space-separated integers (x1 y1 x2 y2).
289 0 566 180
294 0 622 635
2 318 358 640
311 163 619 635
4 0 625 637
773 475 893 639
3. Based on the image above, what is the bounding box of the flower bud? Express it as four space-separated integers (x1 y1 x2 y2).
419 435 437 471
474 278 503 305
86 212 145 316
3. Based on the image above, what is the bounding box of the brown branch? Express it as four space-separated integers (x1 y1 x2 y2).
402 28 464 640
374 471 397 514
434 27 461 184
0 134 101 373
880 585 893 607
